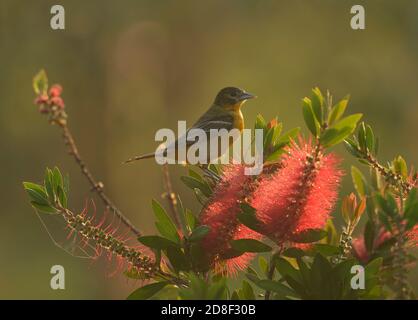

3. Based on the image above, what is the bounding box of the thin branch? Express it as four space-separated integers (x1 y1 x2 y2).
55 203 188 287
60 123 142 236
350 144 414 195
162 163 180 227
365 153 413 195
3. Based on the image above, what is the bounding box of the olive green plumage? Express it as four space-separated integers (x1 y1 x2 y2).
124 87 255 163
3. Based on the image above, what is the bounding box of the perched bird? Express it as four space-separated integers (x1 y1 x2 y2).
124 87 256 164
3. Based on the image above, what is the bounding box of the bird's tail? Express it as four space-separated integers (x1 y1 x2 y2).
123 152 155 164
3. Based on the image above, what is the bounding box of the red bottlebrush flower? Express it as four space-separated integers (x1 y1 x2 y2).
352 237 369 263
407 225 418 247
250 139 343 244
49 84 63 97
199 165 262 275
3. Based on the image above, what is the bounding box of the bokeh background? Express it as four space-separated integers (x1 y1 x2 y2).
1 0 418 299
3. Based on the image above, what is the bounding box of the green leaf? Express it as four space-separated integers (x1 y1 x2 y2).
310 253 333 298
324 219 338 245
271 121 283 145
127 281 169 300
375 193 398 217
265 147 286 162
364 220 375 252
181 176 212 197
231 290 240 300
276 127 301 145
241 280 256 300
275 257 302 283
255 114 267 131
263 125 277 150
246 273 295 298
296 258 311 290
259 256 269 275
320 127 353 148
207 277 227 300
176 196 188 236
189 225 210 242
282 275 306 298
358 122 367 152
379 211 392 232
256 279 295 297
230 239 272 253
344 138 362 158
302 97 320 137
30 201 57 214
313 244 341 256
188 168 203 182
405 202 418 230
52 167 63 193
311 87 324 123
166 246 190 272
328 96 349 125
44 168 55 201
185 209 197 232
351 166 367 196
333 114 363 131
320 114 363 147
220 248 244 260
365 124 375 153
23 182 50 206
137 235 178 250
282 247 306 258
393 156 408 178
292 228 328 243
124 267 151 280
237 203 261 232
405 188 418 228
365 257 383 278
152 199 180 243
207 163 221 175
193 188 207 206
56 185 68 208
33 69 48 95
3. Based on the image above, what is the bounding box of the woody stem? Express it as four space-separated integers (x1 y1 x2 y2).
162 164 181 227
59 123 142 236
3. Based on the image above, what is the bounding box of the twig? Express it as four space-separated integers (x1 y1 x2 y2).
55 204 188 286
162 164 180 227
60 124 142 236
350 144 414 195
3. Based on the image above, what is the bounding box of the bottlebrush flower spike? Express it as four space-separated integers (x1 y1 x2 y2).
199 165 262 275
250 138 343 244
407 225 418 247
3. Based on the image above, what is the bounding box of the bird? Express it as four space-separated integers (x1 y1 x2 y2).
124 87 256 165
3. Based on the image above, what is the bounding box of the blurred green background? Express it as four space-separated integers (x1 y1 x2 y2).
1 0 418 299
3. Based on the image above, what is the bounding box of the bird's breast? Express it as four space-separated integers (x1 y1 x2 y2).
233 109 244 132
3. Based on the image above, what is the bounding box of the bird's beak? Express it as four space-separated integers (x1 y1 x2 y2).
239 92 256 101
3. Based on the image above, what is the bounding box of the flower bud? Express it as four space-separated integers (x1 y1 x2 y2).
34 94 49 105
50 96 65 109
49 84 63 97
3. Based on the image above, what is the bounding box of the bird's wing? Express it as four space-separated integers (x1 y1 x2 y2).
191 112 235 133
167 108 235 149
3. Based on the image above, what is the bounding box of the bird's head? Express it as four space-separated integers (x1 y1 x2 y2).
214 87 256 110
